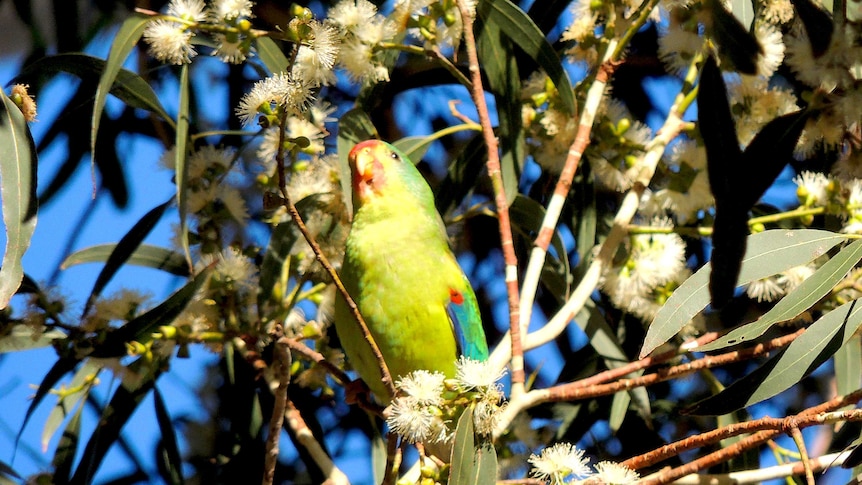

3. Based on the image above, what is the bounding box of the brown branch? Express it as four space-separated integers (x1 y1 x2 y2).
627 393 862 484
284 399 350 484
456 0 524 390
545 328 805 402
263 335 291 485
272 111 396 400
282 337 350 387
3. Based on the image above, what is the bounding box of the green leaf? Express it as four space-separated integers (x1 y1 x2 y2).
475 2 524 206
687 298 862 415
476 0 576 116
69 358 161 485
175 64 192 267
705 0 761 74
835 334 861 398
16 53 172 124
81 199 173 318
699 238 862 351
0 90 38 309
16 355 81 452
255 36 289 73
435 134 486 216
337 109 378 215
91 15 149 172
578 301 650 418
449 405 497 485
41 361 102 454
154 386 184 485
52 403 84 484
0 325 65 353
62 243 189 277
609 392 630 432
642 229 848 357
791 0 833 57
729 0 755 29
91 267 212 358
392 124 481 164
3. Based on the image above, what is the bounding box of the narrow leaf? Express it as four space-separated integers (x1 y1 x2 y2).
255 36 289 73
738 110 809 210
642 229 847 357
0 325 65 353
476 0 576 116
609 392 630 432
0 90 38 309
705 0 761 74
835 334 861 398
16 356 81 452
81 199 172 318
475 4 524 206
16 53 172 124
51 403 84 483
154 386 184 485
69 360 160 485
790 0 833 57
62 243 189 277
91 15 149 170
41 361 102 452
699 56 742 206
687 298 862 415
175 64 192 268
700 238 862 351
449 405 496 485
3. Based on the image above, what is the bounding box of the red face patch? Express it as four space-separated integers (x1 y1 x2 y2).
449 288 464 305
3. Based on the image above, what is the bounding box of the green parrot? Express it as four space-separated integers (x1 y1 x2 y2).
334 139 489 402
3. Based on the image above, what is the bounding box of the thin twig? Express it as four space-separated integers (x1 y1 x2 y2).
272 111 397 399
263 335 290 485
456 0 525 396
660 450 852 484
282 337 351 387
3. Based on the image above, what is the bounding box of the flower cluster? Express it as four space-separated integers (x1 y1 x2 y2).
143 0 256 65
528 442 639 484
386 358 506 444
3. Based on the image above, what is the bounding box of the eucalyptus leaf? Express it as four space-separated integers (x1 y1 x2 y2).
642 229 848 357
449 405 497 485
0 325 65 353
255 36 289 73
91 15 149 171
62 243 189 277
81 199 173 318
699 238 862 351
175 64 191 267
687 298 862 415
15 53 172 124
154 386 184 485
0 90 37 309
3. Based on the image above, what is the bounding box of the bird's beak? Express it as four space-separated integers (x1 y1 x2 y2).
349 141 378 199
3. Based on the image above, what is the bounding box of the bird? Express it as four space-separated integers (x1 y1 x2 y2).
334 139 489 402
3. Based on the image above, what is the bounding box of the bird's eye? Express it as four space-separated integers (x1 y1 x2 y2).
390 151 400 161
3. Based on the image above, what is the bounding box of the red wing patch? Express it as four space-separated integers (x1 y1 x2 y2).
449 288 464 305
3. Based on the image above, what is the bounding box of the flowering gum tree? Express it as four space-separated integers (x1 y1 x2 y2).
2 0 862 483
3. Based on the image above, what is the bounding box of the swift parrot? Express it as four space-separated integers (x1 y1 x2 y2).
334 140 489 402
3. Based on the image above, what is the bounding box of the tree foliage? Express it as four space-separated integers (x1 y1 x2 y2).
1 0 862 483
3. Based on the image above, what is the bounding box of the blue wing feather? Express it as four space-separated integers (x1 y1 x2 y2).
446 287 488 361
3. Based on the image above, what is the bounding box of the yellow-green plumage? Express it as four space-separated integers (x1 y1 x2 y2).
334 140 488 402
